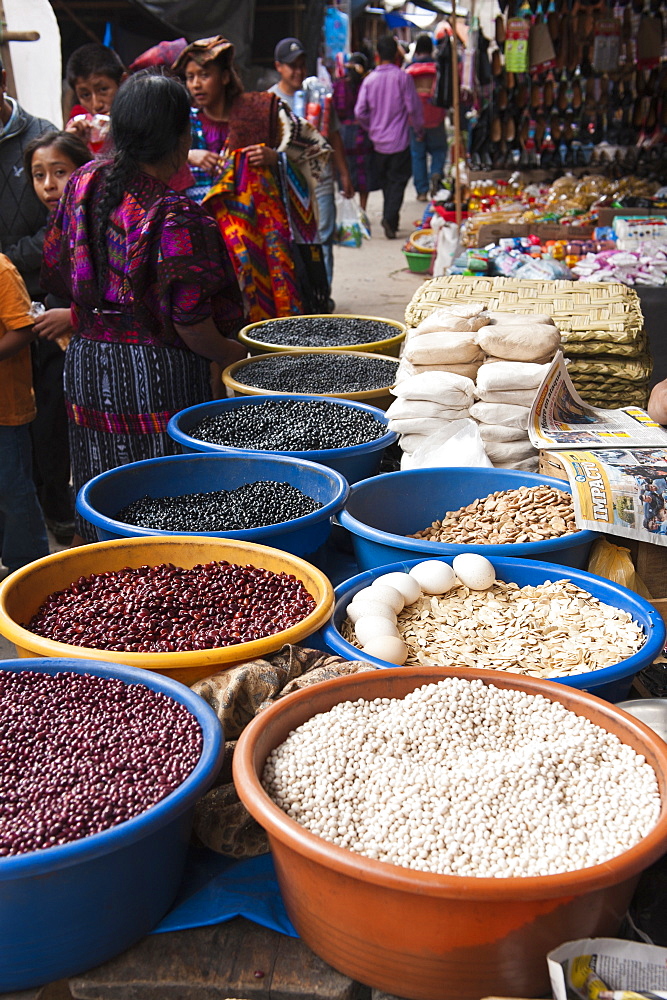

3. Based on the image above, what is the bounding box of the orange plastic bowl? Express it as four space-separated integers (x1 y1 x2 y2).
0 536 334 685
234 667 667 1000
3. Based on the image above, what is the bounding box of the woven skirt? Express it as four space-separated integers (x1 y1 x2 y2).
64 337 212 541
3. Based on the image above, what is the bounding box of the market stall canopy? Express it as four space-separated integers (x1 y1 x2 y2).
381 0 469 18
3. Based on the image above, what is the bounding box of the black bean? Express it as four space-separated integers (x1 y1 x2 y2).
250 317 399 348
0 670 202 856
189 399 387 452
116 481 322 533
234 353 398 395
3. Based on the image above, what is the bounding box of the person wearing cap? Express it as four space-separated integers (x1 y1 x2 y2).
354 35 423 239
270 37 354 310
174 36 332 322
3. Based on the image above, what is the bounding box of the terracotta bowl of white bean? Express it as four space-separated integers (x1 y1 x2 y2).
234 667 667 1000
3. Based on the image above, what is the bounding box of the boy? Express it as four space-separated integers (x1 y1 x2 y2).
65 43 126 149
0 254 50 575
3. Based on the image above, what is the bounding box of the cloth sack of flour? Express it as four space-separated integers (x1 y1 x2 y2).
483 437 537 464
475 386 540 406
412 304 487 337
396 360 481 383
469 400 531 429
389 416 450 436
476 360 552 393
482 354 554 367
476 324 561 362
386 397 463 420
417 362 481 380
398 432 432 454
496 455 539 472
486 311 555 326
478 423 529 443
404 331 483 366
391 370 475 405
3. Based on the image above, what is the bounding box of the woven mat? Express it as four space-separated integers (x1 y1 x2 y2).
564 335 648 357
566 355 653 382
405 277 644 342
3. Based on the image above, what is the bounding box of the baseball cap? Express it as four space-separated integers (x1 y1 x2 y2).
274 37 306 64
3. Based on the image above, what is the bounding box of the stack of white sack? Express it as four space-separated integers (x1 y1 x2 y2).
470 361 553 471
395 303 489 384
386 371 475 455
394 306 562 472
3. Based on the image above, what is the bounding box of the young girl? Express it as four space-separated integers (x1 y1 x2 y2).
23 130 91 544
174 36 331 320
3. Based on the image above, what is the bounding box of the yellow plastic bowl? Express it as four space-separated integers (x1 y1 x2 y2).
0 536 334 685
222 350 399 412
238 314 406 358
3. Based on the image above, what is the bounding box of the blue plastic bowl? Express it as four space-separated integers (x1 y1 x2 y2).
167 395 398 485
0 657 224 991
322 556 665 703
337 467 598 570
76 452 349 558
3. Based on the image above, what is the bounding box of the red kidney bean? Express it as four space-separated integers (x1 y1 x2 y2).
26 561 316 653
0 670 202 857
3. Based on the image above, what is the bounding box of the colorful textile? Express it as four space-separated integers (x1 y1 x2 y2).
186 108 229 204
334 77 372 194
226 91 280 152
65 337 212 541
41 160 244 540
42 161 244 346
405 60 446 130
205 151 304 323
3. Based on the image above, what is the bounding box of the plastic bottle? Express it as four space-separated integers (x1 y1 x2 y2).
293 90 306 117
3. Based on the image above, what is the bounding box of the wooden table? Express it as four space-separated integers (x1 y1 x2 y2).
1 919 408 1000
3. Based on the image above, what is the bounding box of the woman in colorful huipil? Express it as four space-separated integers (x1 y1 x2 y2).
173 37 331 323
332 53 373 211
41 71 245 544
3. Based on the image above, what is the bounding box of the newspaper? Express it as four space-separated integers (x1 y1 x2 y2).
529 354 667 545
529 353 667 451
548 937 667 1000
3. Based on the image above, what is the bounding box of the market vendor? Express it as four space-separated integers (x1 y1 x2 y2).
648 379 667 425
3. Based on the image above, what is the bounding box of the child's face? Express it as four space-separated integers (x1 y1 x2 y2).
30 145 78 210
184 59 228 112
73 73 119 114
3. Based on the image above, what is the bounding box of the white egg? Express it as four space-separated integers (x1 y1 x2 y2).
347 600 397 625
372 572 422 606
408 560 457 595
452 553 496 591
353 583 404 614
355 615 400 646
361 635 408 665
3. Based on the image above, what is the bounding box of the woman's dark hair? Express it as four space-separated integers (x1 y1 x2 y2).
23 129 92 179
377 35 398 62
414 33 434 56
93 70 190 294
346 52 368 92
66 43 126 87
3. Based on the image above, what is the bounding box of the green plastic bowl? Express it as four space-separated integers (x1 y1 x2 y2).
403 249 433 273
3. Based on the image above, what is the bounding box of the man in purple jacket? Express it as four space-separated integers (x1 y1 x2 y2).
354 35 424 239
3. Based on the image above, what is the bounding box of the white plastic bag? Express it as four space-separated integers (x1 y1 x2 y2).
401 418 492 470
334 194 362 248
432 219 462 277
